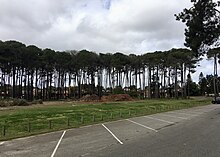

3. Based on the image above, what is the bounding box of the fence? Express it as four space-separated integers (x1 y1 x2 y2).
0 102 199 140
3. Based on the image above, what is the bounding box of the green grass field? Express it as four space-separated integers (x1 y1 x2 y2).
0 98 212 141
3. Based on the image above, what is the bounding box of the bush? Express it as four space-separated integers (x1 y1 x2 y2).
80 94 100 102
38 99 43 104
0 100 9 107
0 99 32 107
31 99 43 105
127 91 139 98
112 86 124 94
12 99 29 106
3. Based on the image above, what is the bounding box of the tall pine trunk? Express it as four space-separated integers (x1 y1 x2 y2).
12 66 16 98
174 67 178 99
148 67 151 99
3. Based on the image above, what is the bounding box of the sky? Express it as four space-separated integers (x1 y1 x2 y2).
0 0 215 82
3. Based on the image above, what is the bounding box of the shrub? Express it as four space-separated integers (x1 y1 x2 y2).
127 91 138 98
12 99 29 106
80 94 100 102
112 86 124 94
31 99 43 105
38 99 43 104
0 100 9 107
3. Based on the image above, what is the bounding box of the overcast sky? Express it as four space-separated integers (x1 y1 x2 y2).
0 0 215 81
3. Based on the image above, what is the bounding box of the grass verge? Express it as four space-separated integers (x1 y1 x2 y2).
0 98 211 141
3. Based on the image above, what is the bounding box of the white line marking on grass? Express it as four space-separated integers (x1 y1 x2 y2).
51 130 66 157
160 114 188 120
126 119 158 132
102 124 123 145
144 116 175 124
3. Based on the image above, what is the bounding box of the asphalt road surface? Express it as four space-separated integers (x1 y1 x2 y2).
0 104 220 157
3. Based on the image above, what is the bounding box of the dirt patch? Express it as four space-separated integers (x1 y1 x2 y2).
80 94 133 102
0 94 133 111
80 94 100 102
101 94 133 102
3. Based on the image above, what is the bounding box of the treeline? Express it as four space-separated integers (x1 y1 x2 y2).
198 73 220 96
0 40 202 101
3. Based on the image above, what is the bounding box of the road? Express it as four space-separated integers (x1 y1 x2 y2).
0 104 220 157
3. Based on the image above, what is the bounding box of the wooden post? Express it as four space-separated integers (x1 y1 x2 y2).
93 115 95 122
28 122 31 133
2 125 6 136
67 118 70 127
111 113 113 119
49 120 52 129
81 116 84 124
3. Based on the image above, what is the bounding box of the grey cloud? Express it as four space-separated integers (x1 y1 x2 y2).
1 0 214 80
0 0 191 53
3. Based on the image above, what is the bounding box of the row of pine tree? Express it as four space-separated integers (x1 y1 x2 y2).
0 40 219 101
